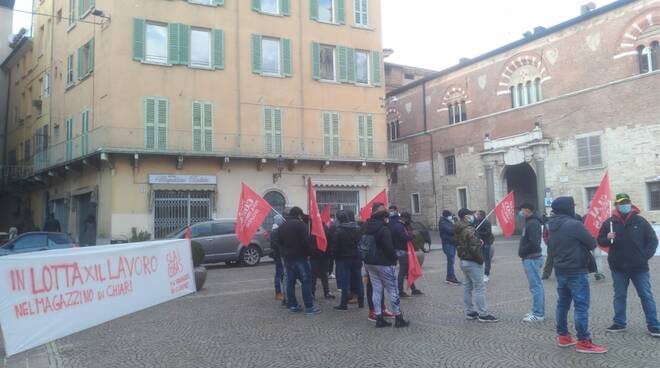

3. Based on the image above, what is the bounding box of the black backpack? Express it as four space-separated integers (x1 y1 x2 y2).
358 233 378 263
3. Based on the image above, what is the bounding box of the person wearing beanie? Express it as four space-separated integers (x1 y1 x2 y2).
439 210 460 285
547 197 606 353
597 193 660 338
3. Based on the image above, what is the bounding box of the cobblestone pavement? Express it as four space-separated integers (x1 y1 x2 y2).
3 238 660 368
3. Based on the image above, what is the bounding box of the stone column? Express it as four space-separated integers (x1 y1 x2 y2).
535 159 546 214
485 165 496 212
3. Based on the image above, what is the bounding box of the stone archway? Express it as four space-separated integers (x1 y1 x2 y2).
502 163 538 233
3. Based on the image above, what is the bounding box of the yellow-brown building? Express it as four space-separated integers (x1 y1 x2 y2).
0 0 407 243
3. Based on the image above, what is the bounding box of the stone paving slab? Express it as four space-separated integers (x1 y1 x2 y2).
2 239 660 367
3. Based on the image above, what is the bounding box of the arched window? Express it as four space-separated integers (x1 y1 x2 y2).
517 84 525 107
447 101 467 125
460 100 467 121
534 78 543 101
638 41 659 74
510 86 518 108
263 191 286 230
504 55 546 108
526 81 535 104
388 121 400 141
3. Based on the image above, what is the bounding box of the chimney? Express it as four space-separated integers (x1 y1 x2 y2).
580 2 597 15
533 26 546 35
459 57 470 64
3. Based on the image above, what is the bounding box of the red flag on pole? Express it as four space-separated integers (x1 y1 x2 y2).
236 183 273 246
406 241 423 289
359 189 388 221
320 205 332 227
583 172 611 252
308 178 328 252
495 192 516 237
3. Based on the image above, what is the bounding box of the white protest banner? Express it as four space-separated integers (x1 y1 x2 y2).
0 239 195 356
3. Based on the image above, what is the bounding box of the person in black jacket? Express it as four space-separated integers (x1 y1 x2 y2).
597 193 660 337
547 197 607 353
306 214 335 300
331 210 364 311
277 207 320 316
475 210 494 282
439 210 460 285
270 214 287 304
388 206 422 297
43 213 61 232
363 203 410 328
517 203 545 322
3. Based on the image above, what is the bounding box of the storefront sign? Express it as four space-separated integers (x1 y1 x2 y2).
148 174 217 185
0 239 195 356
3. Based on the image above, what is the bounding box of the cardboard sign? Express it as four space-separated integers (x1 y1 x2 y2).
0 239 195 356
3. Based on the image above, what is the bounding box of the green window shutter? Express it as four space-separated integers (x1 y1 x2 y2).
347 48 355 83
168 23 180 65
212 29 224 70
144 98 156 149
273 108 283 154
203 103 213 152
251 34 262 74
179 25 190 65
338 46 348 83
335 0 345 24
281 0 290 16
66 119 73 160
251 0 260 11
358 114 365 158
213 0 224 5
264 107 273 154
361 0 368 25
133 19 145 61
331 113 340 157
322 112 331 156
156 99 168 150
68 0 76 26
87 39 94 73
371 50 381 86
81 111 89 155
353 0 360 24
281 38 292 77
192 102 202 151
77 47 83 80
310 0 318 20
311 42 320 80
366 114 374 158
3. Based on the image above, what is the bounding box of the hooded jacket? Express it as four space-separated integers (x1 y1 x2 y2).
362 218 397 266
277 215 314 259
597 206 658 272
455 220 484 264
547 197 596 275
331 222 361 259
388 215 413 251
438 217 456 245
518 215 543 259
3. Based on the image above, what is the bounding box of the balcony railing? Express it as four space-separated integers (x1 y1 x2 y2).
19 126 408 176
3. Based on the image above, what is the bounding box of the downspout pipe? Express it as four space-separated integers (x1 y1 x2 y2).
422 81 439 228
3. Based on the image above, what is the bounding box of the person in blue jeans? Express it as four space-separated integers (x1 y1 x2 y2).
517 203 545 322
439 210 460 285
597 193 660 337
331 210 365 310
547 197 607 354
277 206 320 316
476 210 494 283
270 215 287 304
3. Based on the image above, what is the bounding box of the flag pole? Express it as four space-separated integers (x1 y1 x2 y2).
609 201 614 245
476 208 496 231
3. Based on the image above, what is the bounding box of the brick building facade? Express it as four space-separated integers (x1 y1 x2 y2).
386 0 660 232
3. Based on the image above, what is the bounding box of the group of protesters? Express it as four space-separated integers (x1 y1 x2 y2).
268 191 659 353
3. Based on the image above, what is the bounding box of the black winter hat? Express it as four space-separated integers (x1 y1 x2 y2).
442 210 452 218
457 208 475 219
551 197 576 217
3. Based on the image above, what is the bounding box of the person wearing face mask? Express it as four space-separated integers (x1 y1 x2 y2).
455 208 498 323
597 193 660 338
517 203 545 322
388 206 422 297
439 210 460 285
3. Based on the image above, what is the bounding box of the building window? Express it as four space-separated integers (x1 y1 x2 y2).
319 45 336 81
68 0 76 27
144 97 169 150
411 193 421 215
585 186 599 210
576 135 602 168
357 114 374 158
638 42 659 74
322 111 340 157
66 54 74 87
534 78 542 101
261 37 281 75
252 35 291 77
354 0 368 26
81 110 90 155
78 0 93 17
355 49 370 84
457 188 468 209
388 120 399 141
190 29 212 68
192 101 213 152
145 23 168 64
23 140 31 162
448 101 467 125
444 154 456 176
189 0 217 5
318 0 334 22
264 106 283 154
65 118 74 161
77 39 94 80
260 0 279 14
648 182 660 211
42 73 50 98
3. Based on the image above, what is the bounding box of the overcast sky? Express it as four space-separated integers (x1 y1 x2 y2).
12 0 618 71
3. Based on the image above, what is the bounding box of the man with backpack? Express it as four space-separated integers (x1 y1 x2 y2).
332 210 364 311
361 203 410 328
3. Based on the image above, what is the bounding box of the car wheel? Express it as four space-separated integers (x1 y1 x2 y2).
241 245 261 267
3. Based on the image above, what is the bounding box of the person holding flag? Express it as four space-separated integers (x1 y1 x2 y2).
597 193 660 337
517 203 545 322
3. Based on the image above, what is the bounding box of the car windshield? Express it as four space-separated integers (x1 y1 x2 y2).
49 233 74 244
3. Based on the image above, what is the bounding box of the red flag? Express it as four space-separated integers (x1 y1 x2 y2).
185 224 191 240
495 192 516 237
236 183 273 246
308 178 328 252
320 205 332 227
407 241 423 289
359 189 388 221
583 172 611 253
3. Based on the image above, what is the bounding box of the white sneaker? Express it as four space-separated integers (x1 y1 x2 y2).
483 275 490 283
523 314 545 322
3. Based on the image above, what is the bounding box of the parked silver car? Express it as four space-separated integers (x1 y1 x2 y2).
168 219 270 266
